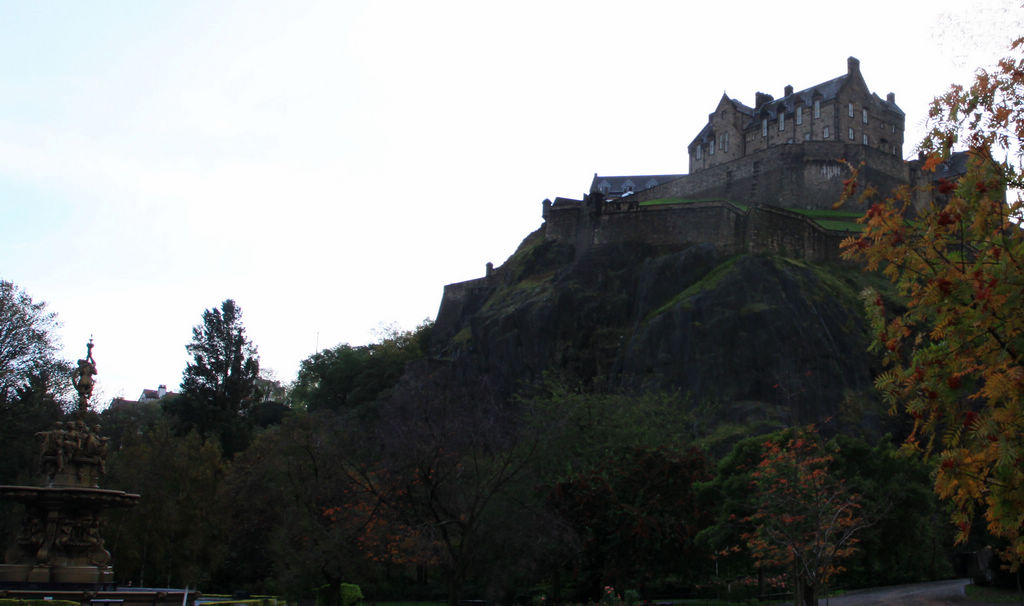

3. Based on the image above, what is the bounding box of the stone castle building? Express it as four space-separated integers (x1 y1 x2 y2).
687 57 904 173
542 57 964 263
438 57 966 313
589 57 916 213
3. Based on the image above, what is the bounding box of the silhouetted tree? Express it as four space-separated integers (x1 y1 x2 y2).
0 280 69 402
104 421 227 588
547 445 712 598
290 322 432 412
166 299 259 455
363 362 534 606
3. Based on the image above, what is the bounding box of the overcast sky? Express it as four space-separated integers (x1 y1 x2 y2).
2 0 1022 404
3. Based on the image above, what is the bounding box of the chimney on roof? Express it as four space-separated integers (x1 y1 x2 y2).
847 56 860 75
784 84 793 97
755 92 774 109
886 92 896 104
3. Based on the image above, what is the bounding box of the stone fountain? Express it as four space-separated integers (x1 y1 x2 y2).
0 340 139 588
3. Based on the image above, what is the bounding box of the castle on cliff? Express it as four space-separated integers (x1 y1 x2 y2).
541 57 965 263
438 57 967 320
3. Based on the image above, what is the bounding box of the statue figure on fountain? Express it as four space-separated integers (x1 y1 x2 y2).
37 420 110 487
71 339 97 414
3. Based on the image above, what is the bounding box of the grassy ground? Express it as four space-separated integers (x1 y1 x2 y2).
784 207 864 232
638 198 746 210
965 584 1024 603
633 199 863 232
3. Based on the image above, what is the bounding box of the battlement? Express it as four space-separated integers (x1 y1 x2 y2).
443 57 969 306
542 197 851 262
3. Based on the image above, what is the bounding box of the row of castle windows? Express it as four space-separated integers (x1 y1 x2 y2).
759 99 825 136
700 126 891 157
736 126 901 153
695 131 730 160
758 101 903 138
697 102 899 160
763 105 873 137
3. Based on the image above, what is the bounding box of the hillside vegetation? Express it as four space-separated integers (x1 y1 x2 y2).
429 224 897 447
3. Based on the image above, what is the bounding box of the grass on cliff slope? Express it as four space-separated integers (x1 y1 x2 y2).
639 197 748 210
786 207 865 232
636 199 863 231
964 583 1024 603
645 255 743 321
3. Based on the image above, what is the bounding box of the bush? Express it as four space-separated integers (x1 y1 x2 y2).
315 583 363 606
0 601 79 606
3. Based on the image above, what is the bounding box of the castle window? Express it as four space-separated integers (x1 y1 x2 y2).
796 106 803 125
779 113 785 131
710 139 715 155
814 99 821 119
863 134 869 145
804 132 811 140
862 108 869 124
823 126 830 139
849 127 855 140
695 145 702 160
848 102 854 118
762 119 768 137
721 132 729 152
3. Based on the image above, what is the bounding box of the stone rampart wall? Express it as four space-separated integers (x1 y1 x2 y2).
593 203 747 255
434 274 499 343
745 206 848 261
634 141 908 211
541 200 848 263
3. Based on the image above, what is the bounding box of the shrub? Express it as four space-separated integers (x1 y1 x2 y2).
315 583 363 606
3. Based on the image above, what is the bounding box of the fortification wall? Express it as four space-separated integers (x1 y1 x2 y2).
541 200 848 263
434 273 499 343
634 141 908 211
542 199 583 243
746 207 847 262
592 203 747 255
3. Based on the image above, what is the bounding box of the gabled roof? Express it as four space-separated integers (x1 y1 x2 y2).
870 91 905 116
138 387 178 401
590 173 686 196
908 150 971 180
752 73 848 123
690 122 714 146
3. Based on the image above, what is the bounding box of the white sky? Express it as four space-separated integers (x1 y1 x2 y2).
1 0 1021 403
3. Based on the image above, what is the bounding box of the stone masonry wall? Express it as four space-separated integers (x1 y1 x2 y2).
540 199 848 263
745 206 848 261
592 203 747 255
438 197 851 331
636 141 907 211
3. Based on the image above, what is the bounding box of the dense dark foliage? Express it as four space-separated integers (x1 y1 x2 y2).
290 322 432 412
0 280 70 400
165 299 260 456
0 271 964 606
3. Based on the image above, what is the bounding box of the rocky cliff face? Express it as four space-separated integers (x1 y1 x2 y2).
427 225 890 435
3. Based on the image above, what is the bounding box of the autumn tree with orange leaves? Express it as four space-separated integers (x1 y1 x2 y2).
742 427 868 606
840 38 1024 572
